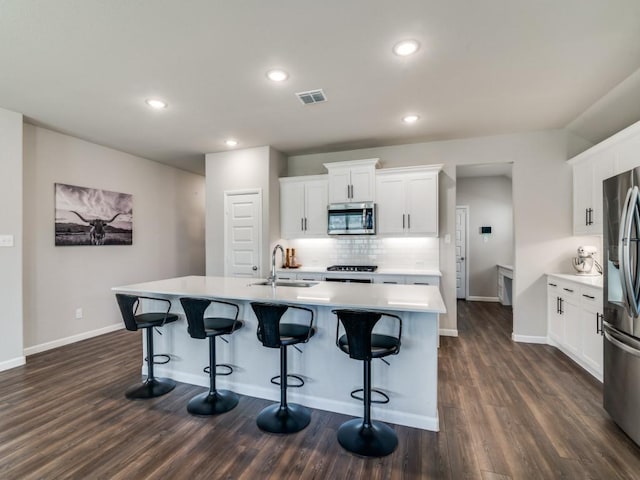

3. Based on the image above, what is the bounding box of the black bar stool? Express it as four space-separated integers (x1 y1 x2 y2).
251 302 315 434
333 309 402 457
180 297 244 415
115 294 179 399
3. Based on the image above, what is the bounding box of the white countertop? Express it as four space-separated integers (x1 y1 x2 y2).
547 273 603 288
278 267 442 276
113 275 447 314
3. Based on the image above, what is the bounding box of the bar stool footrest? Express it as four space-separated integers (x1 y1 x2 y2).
350 387 390 404
203 363 234 376
270 374 304 388
144 353 171 365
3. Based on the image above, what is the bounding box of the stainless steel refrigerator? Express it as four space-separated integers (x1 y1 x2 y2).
603 168 640 446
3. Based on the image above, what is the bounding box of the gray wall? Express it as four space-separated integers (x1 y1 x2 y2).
288 130 596 340
457 175 513 298
0 107 24 370
22 125 206 351
205 146 286 276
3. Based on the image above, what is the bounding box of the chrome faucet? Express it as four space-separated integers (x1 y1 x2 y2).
268 244 285 285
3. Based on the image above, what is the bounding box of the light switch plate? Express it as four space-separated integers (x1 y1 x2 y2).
0 234 14 247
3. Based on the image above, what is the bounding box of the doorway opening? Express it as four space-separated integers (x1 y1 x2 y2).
455 163 514 311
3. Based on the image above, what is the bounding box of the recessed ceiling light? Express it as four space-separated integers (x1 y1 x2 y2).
225 139 238 147
402 114 420 124
393 39 420 56
266 69 289 82
145 98 167 109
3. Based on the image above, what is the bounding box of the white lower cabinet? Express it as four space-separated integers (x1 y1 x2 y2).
546 275 603 381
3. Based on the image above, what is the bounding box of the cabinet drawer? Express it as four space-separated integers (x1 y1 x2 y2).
580 286 602 307
374 275 405 285
407 275 439 286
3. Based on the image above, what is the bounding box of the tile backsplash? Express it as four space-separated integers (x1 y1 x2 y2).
283 237 439 269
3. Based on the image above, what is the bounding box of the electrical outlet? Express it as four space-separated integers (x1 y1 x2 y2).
0 234 14 247
75 308 83 319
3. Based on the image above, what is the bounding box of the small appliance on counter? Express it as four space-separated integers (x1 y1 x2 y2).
571 245 602 276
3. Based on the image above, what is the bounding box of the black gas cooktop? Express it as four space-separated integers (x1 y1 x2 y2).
326 265 378 272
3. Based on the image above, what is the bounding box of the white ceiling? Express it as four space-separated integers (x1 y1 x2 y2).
1 1 639 176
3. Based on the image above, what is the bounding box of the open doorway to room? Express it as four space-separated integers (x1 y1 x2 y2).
455 163 514 326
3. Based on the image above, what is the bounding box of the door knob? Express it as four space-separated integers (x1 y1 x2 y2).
252 266 258 271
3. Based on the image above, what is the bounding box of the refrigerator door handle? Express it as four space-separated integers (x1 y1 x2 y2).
620 186 637 317
605 328 640 358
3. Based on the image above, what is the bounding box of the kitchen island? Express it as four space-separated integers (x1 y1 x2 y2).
112 275 446 431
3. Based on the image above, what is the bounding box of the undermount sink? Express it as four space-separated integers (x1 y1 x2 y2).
251 280 318 288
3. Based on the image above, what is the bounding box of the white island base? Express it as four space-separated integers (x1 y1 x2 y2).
113 276 446 431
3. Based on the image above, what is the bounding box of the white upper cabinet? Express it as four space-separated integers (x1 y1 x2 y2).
570 119 640 236
376 165 441 236
279 175 328 238
324 159 379 203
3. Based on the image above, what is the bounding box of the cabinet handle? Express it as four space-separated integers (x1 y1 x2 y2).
402 214 405 229
588 208 594 226
582 294 595 299
558 297 564 315
414 282 430 285
304 217 307 231
596 312 603 335
563 288 574 293
556 296 560 314
408 214 411 229
301 218 304 231
585 208 589 226
383 281 398 284
548 283 557 287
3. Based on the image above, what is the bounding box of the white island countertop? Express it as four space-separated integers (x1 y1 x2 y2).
113 275 446 314
547 272 603 288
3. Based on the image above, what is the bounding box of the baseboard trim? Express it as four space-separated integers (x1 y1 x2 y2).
511 333 548 344
0 356 26 372
439 328 459 337
24 323 124 356
466 296 500 302
149 366 439 432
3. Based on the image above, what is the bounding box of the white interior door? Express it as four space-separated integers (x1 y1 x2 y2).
456 206 468 299
224 190 262 278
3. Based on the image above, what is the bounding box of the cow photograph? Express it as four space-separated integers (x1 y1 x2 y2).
55 183 133 246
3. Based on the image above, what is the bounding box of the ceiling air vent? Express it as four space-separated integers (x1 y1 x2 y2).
296 89 327 105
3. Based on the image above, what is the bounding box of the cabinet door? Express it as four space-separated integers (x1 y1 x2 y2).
304 179 328 236
328 167 351 203
563 299 581 356
547 283 563 344
349 166 375 202
590 155 614 234
406 173 438 235
581 305 603 376
376 175 406 234
573 161 593 235
280 181 305 238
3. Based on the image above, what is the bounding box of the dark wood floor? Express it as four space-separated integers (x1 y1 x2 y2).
1 302 639 479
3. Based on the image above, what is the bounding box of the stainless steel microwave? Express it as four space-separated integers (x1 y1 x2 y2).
327 202 376 235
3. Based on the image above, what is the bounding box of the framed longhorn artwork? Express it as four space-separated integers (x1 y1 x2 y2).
54 183 133 246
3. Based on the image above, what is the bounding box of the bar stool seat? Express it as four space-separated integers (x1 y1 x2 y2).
116 294 179 399
180 297 243 416
251 302 315 434
333 309 402 458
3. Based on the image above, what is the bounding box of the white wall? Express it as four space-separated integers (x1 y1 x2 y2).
205 146 286 276
288 130 596 339
457 175 513 298
22 125 206 352
0 107 24 370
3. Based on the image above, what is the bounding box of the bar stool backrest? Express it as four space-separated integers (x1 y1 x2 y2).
116 294 140 332
251 302 289 348
336 310 383 361
180 297 212 339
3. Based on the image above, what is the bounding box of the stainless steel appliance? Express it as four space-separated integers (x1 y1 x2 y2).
327 202 376 235
603 168 640 446
325 265 377 283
